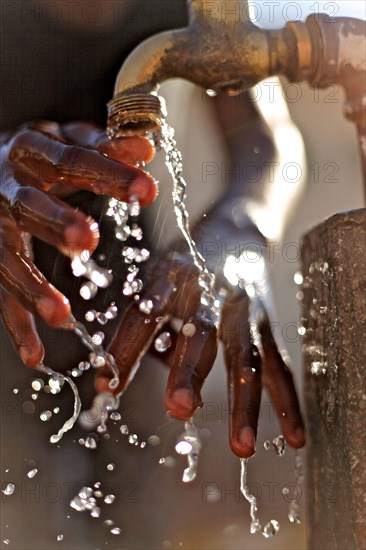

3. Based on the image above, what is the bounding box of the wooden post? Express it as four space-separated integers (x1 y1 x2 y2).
301 208 366 550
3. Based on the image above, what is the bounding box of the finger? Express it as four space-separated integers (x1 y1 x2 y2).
0 289 44 367
0 205 71 326
95 277 177 394
61 122 155 164
164 307 218 420
221 293 262 458
11 185 99 256
8 129 157 206
95 136 155 165
258 309 305 448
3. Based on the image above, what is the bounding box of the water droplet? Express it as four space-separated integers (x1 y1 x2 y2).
104 494 115 504
96 423 107 434
262 519 280 538
103 519 114 527
298 326 306 336
105 304 118 320
32 379 44 391
78 438 85 445
310 361 327 376
159 457 165 464
106 463 115 471
128 198 140 217
139 299 153 314
288 502 301 524
110 411 121 421
78 361 90 371
2 483 15 496
79 487 93 499
110 527 121 535
272 435 286 456
182 323 196 337
154 332 172 353
96 312 108 325
94 489 103 498
130 224 143 240
263 440 271 450
175 440 192 455
40 410 52 422
92 331 105 346
12 388 19 394
31 393 38 400
128 434 138 445
89 353 106 368
71 368 82 378
27 468 38 479
84 436 97 450
282 487 290 495
206 88 217 97
85 310 96 322
90 507 101 518
120 425 129 435
294 272 303 285
296 291 304 301
80 282 98 300
2 540 10 546
57 534 64 542
147 436 160 448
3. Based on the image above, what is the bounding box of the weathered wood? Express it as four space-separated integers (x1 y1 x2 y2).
301 208 366 550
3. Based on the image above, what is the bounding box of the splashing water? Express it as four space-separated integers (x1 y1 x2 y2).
154 331 172 353
288 450 303 525
71 315 119 390
37 364 81 444
272 434 286 456
175 420 202 483
262 519 280 538
158 120 218 314
240 459 261 534
2 483 15 496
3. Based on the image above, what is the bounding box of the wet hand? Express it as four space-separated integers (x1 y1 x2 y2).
95 241 305 458
0 120 156 367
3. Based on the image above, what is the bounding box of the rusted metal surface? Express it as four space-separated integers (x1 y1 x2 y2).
301 209 366 550
107 0 365 170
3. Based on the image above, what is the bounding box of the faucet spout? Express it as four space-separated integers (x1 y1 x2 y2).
107 0 291 137
107 0 366 192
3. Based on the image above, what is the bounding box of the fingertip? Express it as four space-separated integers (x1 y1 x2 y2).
36 293 71 326
19 341 45 368
129 174 158 207
165 388 196 420
64 217 99 255
230 427 256 458
285 426 306 449
97 136 155 164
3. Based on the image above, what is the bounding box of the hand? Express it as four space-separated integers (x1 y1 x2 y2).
0 120 156 368
95 227 305 458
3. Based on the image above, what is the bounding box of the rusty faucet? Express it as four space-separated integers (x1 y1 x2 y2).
107 0 365 194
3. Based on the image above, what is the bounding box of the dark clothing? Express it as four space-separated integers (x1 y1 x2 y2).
1 0 188 130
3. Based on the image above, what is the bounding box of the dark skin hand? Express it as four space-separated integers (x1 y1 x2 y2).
95 90 306 458
95 219 305 458
0 120 156 367
1 95 305 460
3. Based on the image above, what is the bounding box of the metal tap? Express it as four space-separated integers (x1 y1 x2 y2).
107 0 365 193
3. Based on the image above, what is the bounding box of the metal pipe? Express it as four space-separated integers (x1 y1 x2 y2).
107 1 366 198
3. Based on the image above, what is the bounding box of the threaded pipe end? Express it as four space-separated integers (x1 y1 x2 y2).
107 93 166 137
